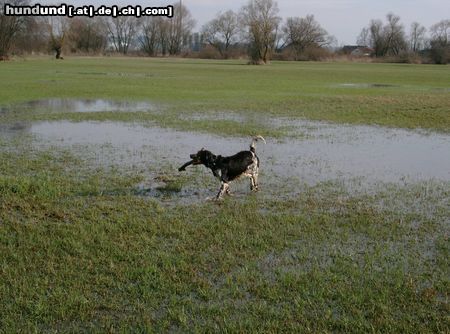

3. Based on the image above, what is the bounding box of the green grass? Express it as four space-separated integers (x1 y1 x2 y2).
0 149 448 332
1 57 449 133
0 148 449 332
0 58 449 332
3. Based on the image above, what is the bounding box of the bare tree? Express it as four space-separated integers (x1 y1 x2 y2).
45 16 69 59
139 17 160 56
68 17 106 54
360 14 407 57
0 0 29 58
201 10 239 58
106 16 138 54
166 3 195 55
138 3 195 57
367 19 385 57
383 13 407 56
356 27 370 46
241 0 281 64
429 19 450 64
409 22 426 52
158 18 170 56
11 16 47 54
430 19 450 46
282 15 334 59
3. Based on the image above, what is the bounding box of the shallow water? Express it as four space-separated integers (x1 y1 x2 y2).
18 120 450 188
4 99 156 113
337 83 399 89
2 95 449 201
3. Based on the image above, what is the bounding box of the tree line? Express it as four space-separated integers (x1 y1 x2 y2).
1 0 449 64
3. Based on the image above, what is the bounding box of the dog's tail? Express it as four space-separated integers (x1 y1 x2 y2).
250 135 266 153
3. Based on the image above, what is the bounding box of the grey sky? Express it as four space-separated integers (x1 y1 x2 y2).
38 0 449 44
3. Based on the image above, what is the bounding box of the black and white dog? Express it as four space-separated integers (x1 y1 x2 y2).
179 136 266 199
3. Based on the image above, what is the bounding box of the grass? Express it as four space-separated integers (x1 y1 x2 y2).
0 149 448 332
0 57 449 133
0 57 449 332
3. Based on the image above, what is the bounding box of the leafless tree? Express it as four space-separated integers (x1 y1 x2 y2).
156 17 169 55
0 0 29 58
166 3 195 55
201 10 239 58
408 22 426 53
241 0 281 64
383 13 407 56
139 17 160 56
45 16 69 59
356 27 370 46
11 16 47 54
429 19 450 64
360 14 407 57
367 19 384 56
430 19 450 47
106 16 138 54
282 15 334 59
68 17 107 54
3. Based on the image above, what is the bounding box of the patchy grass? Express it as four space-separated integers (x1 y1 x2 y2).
0 58 449 331
0 148 449 332
0 58 449 133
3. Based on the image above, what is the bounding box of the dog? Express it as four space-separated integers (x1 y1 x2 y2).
179 136 266 199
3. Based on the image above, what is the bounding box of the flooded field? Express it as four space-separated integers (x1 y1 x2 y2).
1 98 449 202
2 118 449 201
3 98 157 114
1 60 449 333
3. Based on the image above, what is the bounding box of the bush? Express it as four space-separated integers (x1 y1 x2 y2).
275 46 333 61
429 45 449 64
198 45 221 59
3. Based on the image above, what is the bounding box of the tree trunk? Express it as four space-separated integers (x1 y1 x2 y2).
55 47 62 59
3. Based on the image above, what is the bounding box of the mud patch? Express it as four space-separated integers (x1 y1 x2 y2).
337 83 399 89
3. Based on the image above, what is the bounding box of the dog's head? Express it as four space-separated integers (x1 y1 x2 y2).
190 148 216 168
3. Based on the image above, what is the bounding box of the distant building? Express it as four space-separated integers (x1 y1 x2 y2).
342 45 374 57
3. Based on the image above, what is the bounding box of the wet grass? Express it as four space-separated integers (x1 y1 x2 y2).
1 58 449 331
0 144 449 332
0 58 449 133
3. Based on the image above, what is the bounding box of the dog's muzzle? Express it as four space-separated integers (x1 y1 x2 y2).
190 154 202 165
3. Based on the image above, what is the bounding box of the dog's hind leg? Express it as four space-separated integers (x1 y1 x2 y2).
251 172 259 192
216 182 230 200
225 186 232 196
248 162 259 192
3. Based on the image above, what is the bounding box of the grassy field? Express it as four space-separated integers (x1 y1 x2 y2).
1 57 449 133
0 57 449 332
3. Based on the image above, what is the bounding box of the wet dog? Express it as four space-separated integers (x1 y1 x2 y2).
179 136 266 199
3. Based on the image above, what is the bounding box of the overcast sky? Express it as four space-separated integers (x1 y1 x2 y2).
38 0 450 44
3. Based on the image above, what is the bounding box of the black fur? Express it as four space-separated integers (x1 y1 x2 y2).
179 136 265 199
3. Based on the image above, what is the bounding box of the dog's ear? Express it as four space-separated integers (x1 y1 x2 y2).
204 151 213 165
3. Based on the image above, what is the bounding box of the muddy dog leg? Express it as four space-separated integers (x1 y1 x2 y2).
247 163 259 192
251 170 259 192
216 182 230 200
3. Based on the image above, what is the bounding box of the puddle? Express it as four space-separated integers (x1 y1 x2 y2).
2 119 448 202
0 122 31 140
337 83 398 89
3 99 157 114
180 112 247 123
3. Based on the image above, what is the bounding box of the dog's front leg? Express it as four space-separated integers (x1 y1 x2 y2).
249 166 259 192
216 182 229 200
251 171 259 192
